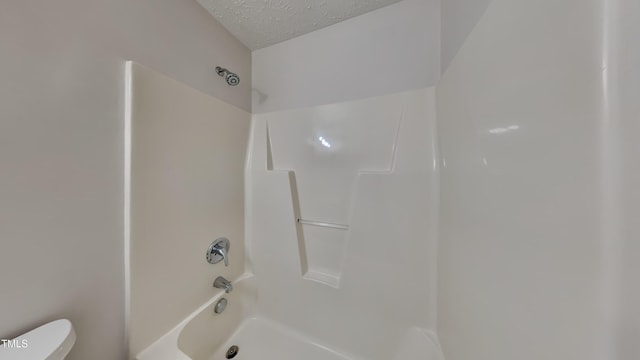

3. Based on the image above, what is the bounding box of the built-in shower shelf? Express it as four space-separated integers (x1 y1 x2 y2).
297 218 349 230
303 270 341 288
295 219 348 289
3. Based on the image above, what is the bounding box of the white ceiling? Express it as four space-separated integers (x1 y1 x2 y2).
196 0 405 50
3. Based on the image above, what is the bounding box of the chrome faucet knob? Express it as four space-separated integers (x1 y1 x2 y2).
212 247 228 266
206 238 230 267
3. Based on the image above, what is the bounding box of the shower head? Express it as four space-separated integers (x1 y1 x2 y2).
216 66 240 86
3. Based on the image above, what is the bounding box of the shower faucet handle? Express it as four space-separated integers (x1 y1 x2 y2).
213 247 228 267
206 237 230 266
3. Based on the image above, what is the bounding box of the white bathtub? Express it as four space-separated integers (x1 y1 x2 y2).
136 274 362 360
136 274 443 360
135 274 254 360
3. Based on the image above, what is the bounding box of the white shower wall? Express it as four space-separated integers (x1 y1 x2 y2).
248 4 443 357
246 88 441 360
437 0 613 359
236 0 640 359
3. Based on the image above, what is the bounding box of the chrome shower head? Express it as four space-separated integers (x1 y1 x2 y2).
216 66 240 86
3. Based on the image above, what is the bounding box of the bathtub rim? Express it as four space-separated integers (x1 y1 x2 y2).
135 273 255 360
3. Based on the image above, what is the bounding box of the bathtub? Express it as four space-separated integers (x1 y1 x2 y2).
135 274 443 360
135 274 254 360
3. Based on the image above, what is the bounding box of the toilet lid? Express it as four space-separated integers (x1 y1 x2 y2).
0 319 76 360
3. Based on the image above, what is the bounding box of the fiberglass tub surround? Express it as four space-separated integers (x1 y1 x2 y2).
246 88 442 360
133 85 443 360
435 0 640 358
130 0 640 359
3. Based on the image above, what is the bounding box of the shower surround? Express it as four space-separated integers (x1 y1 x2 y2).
132 84 442 360
246 88 441 360
130 0 640 359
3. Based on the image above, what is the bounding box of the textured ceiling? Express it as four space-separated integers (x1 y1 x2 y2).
196 0 405 50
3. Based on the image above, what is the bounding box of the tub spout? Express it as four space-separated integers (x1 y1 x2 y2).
213 276 233 293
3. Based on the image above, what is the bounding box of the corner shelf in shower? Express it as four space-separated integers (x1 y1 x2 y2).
295 216 350 289
297 218 349 230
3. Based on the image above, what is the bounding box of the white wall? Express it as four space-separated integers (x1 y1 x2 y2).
437 0 605 359
0 1 250 359
252 0 440 113
128 63 250 358
440 0 492 72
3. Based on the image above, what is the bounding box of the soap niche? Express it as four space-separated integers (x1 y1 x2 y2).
288 171 349 288
299 224 348 288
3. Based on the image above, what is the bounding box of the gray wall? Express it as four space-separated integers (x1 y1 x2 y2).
441 0 492 72
252 0 441 113
618 0 640 357
0 1 250 359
